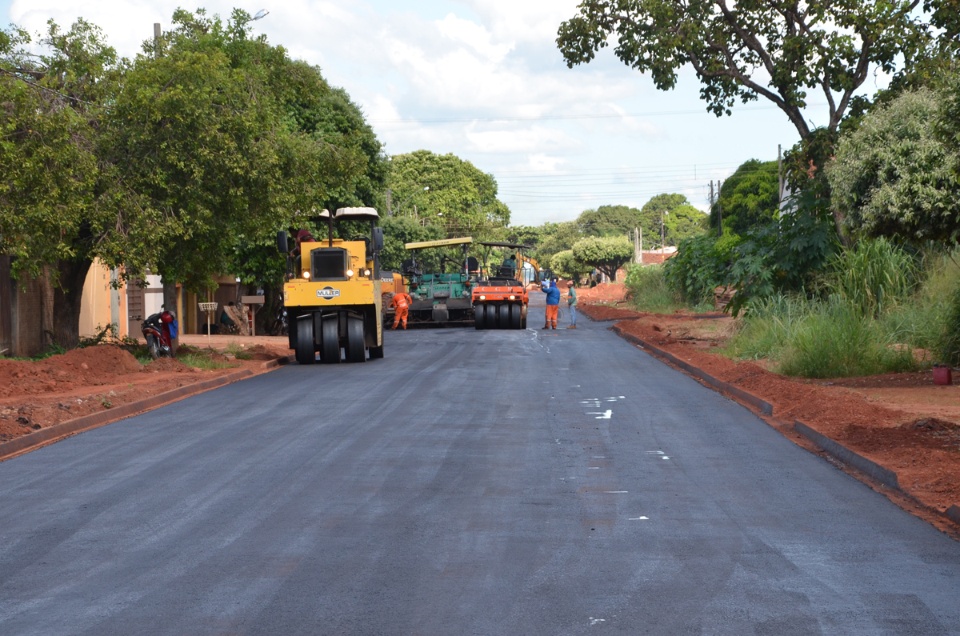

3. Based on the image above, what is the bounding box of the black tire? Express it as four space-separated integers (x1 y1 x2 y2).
509 303 522 329
345 316 366 363
146 334 160 360
321 317 341 363
498 304 510 329
295 316 315 365
474 304 486 330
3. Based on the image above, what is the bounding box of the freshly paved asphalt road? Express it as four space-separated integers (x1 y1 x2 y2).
1 297 959 635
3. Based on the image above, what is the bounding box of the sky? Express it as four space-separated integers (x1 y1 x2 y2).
1 0 869 227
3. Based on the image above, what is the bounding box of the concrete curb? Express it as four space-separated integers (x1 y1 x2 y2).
793 421 900 490
948 506 960 526
612 325 773 416
0 357 288 462
609 323 960 530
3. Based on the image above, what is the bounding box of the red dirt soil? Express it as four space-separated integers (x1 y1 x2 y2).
0 336 290 443
1 286 957 535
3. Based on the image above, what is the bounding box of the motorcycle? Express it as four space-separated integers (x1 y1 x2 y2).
142 309 178 359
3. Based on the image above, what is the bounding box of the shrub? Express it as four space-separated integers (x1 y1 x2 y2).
624 264 684 312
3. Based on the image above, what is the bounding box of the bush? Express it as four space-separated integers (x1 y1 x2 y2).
724 294 810 361
778 298 919 377
624 264 684 312
824 237 917 318
940 280 960 366
664 233 738 304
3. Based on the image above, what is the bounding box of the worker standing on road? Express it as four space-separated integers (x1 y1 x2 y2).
389 290 413 330
542 278 560 330
566 281 578 329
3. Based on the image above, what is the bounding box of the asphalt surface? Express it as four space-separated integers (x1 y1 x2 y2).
1 297 959 635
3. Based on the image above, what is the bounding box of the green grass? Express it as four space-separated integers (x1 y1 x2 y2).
776 298 919 378
624 264 700 313
174 351 236 370
720 242 960 378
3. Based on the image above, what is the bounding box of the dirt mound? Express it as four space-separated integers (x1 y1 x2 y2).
0 345 144 397
576 282 628 304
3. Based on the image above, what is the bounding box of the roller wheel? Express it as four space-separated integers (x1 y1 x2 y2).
509 303 522 329
345 316 366 363
498 304 510 329
295 316 315 364
321 317 341 363
474 304 486 330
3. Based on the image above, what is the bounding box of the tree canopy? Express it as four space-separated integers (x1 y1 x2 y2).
576 204 642 238
712 160 780 236
826 85 960 244
557 0 934 140
0 9 387 348
387 150 510 237
640 194 707 247
571 236 634 281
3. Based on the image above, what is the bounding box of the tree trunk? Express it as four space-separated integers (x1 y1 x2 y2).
51 258 93 350
163 281 180 351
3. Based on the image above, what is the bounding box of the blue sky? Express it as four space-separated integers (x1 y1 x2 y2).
1 1 863 227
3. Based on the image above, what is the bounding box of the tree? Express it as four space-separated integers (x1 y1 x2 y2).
0 19 118 349
549 249 593 281
664 204 709 244
826 87 960 243
104 8 385 309
640 193 703 247
576 204 642 237
388 150 510 237
557 0 933 140
712 160 780 235
571 236 633 282
377 216 443 273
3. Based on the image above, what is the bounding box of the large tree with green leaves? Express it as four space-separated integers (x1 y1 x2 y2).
639 194 706 247
712 160 780 236
572 236 634 282
387 150 510 237
557 0 933 140
576 204 642 238
826 86 960 243
0 19 119 348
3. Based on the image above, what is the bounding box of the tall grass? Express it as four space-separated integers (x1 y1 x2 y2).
724 239 951 378
777 297 918 377
624 264 689 313
824 237 917 318
624 265 713 314
723 294 809 361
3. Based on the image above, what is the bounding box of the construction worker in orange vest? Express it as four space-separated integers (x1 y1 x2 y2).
389 290 413 330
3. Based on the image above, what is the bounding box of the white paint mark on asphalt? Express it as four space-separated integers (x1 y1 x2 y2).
588 410 612 419
629 516 649 521
662 456 670 460
605 490 628 494
646 450 665 455
589 467 601 470
590 617 607 626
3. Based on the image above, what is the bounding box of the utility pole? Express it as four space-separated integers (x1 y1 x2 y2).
716 180 723 237
777 144 784 217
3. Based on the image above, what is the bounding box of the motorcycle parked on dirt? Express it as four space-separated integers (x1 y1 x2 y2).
142 310 178 359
